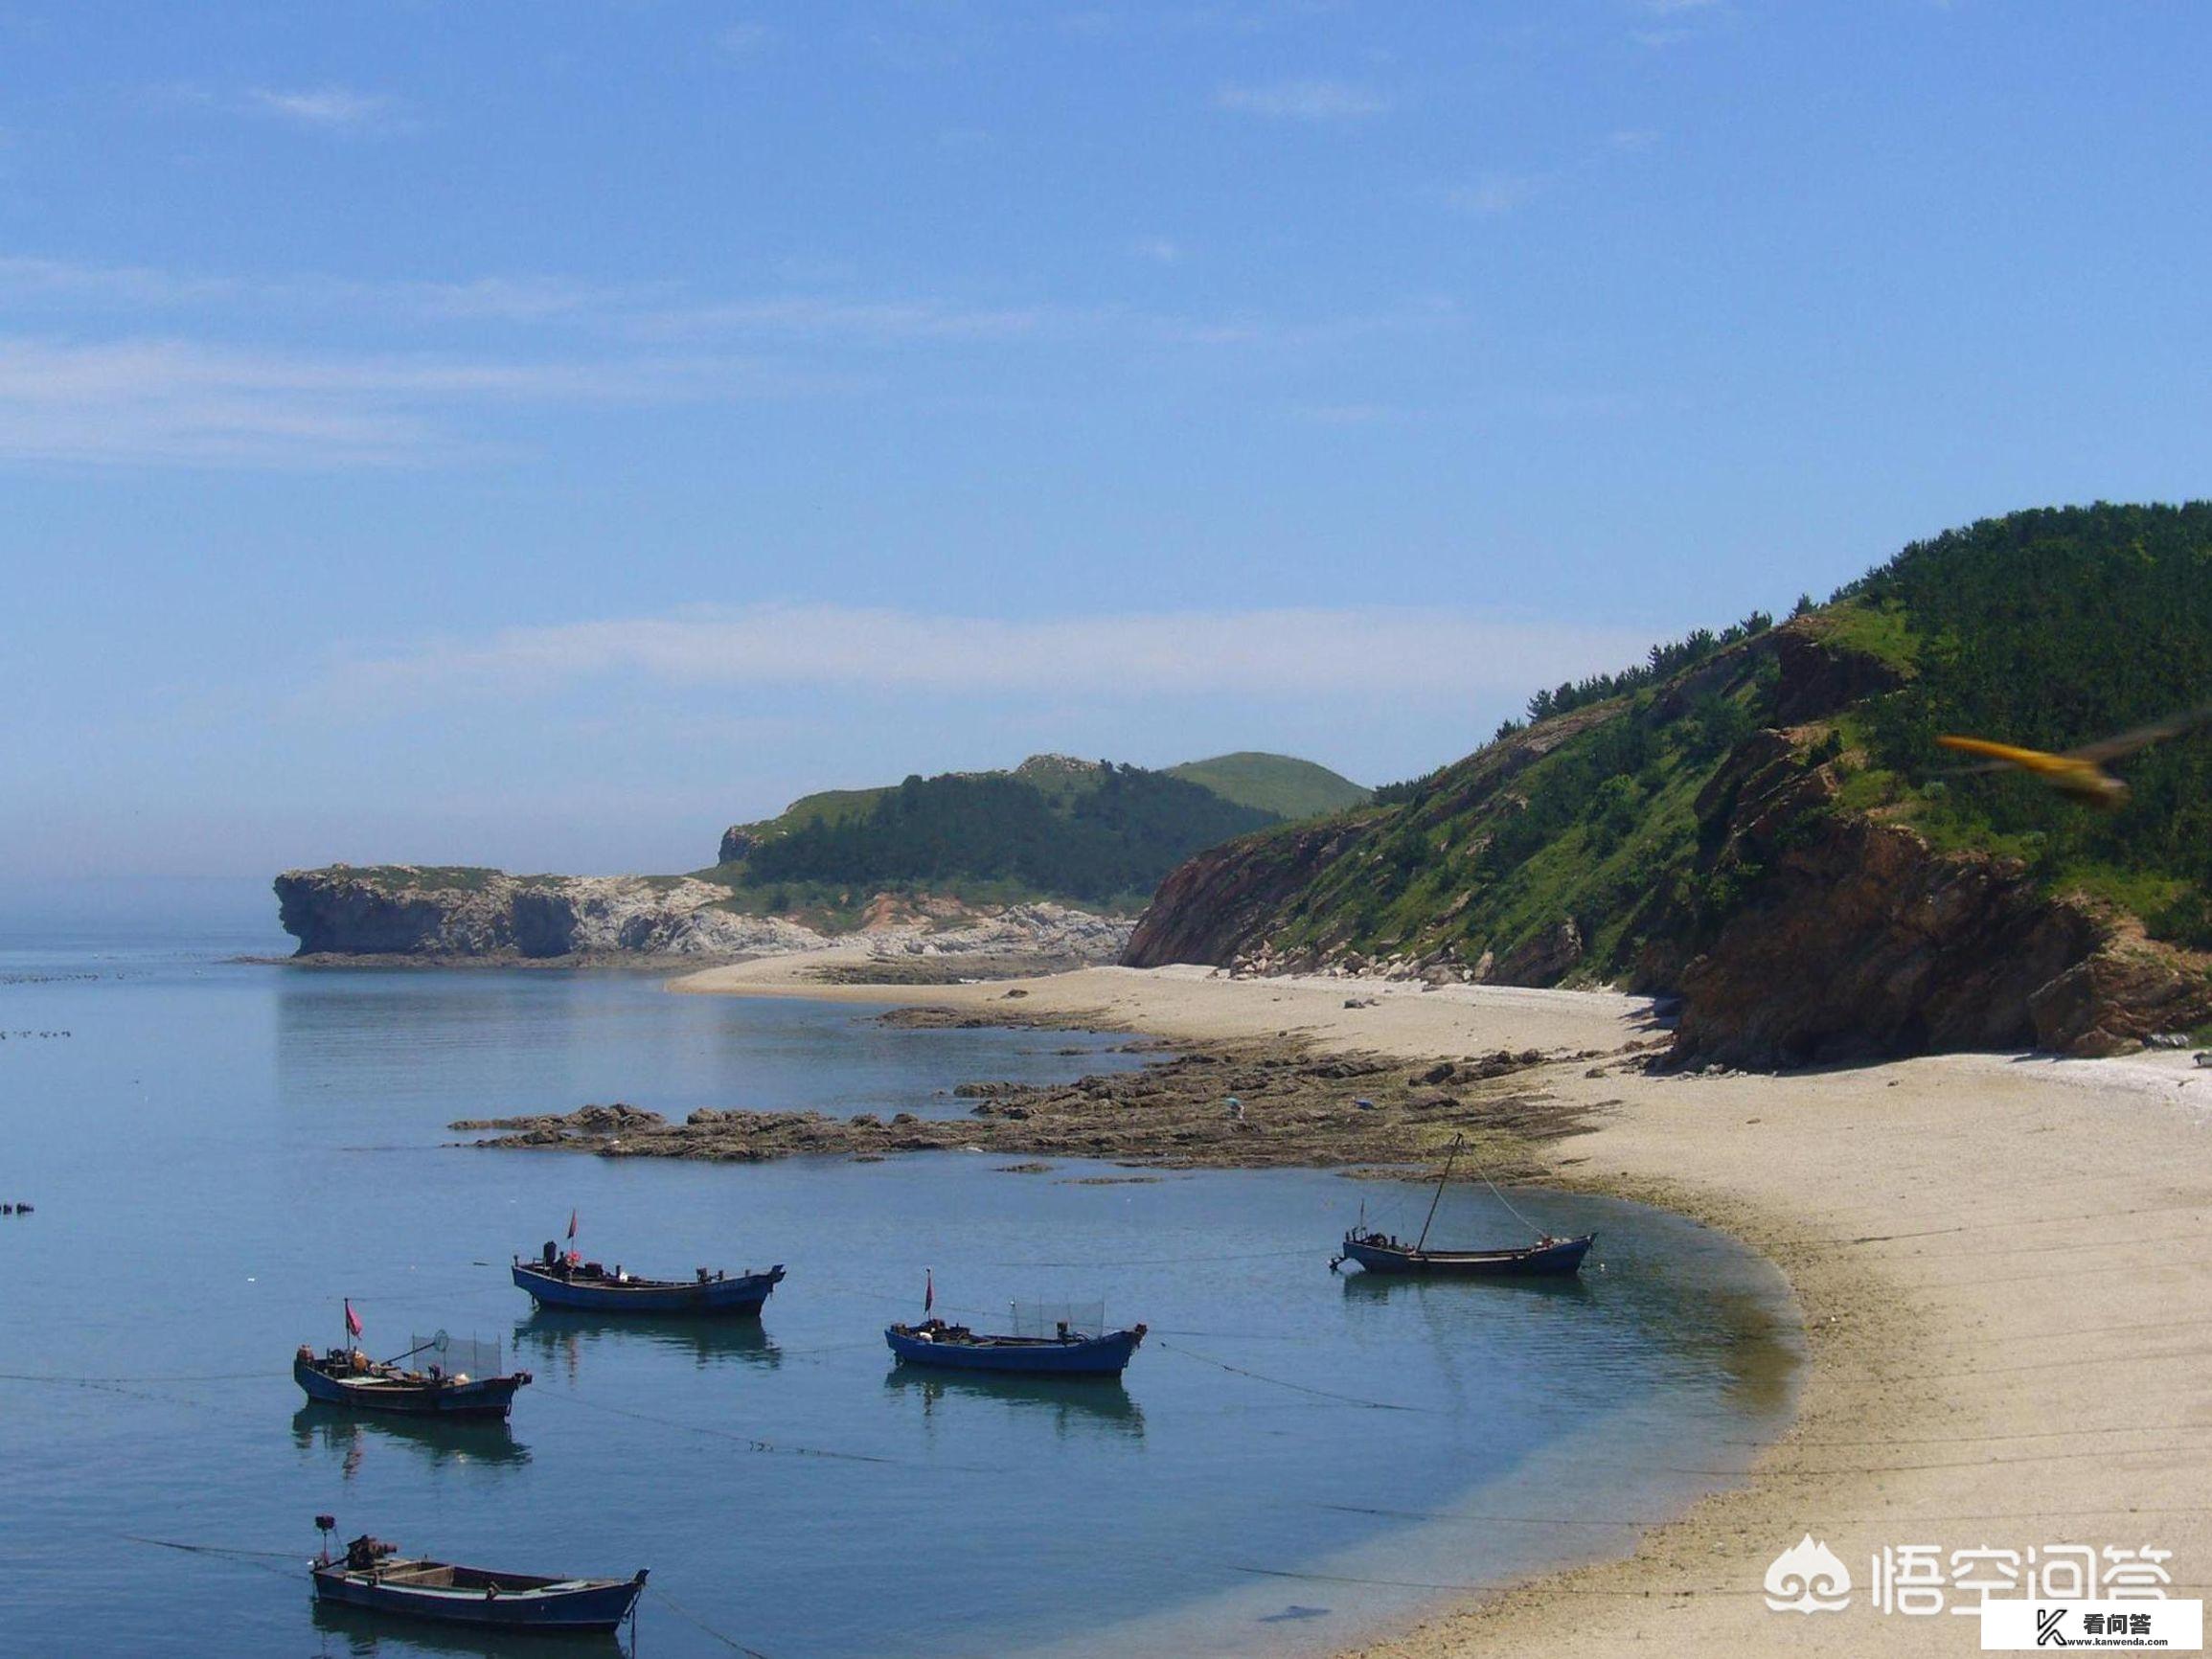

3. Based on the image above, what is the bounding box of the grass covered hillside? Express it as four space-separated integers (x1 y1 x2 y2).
1128 504 2212 1060
710 752 1359 916
1165 752 1370 819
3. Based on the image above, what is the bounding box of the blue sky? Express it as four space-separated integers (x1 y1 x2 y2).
4 1 2208 887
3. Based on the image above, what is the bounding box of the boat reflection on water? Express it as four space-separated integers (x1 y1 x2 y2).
512 1308 782 1382
1337 1269 1596 1307
883 1366 1145 1440
309 1597 629 1657
292 1404 531 1476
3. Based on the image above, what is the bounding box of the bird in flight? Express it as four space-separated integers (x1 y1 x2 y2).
1935 705 2212 809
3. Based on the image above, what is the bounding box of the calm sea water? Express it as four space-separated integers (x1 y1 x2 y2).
0 920 1800 1659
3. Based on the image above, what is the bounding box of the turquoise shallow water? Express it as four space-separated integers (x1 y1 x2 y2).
0 930 1799 1658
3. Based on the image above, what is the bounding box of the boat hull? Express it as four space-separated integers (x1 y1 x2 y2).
294 1358 525 1419
1337 1233 1595 1277
513 1261 785 1315
311 1565 643 1630
885 1325 1143 1377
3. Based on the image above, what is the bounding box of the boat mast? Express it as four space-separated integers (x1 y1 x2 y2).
1415 1135 1462 1254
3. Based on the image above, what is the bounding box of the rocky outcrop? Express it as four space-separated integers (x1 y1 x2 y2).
274 867 1134 966
1674 746 2095 1062
1675 838 2211 1065
1490 919 1583 986
844 901 1131 965
1123 818 1370 969
2025 929 2212 1057
275 868 824 959
1665 733 2212 1064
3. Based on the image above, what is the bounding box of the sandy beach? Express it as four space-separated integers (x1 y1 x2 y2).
674 955 2212 1656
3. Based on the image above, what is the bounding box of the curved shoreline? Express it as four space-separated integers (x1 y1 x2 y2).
673 957 2212 1657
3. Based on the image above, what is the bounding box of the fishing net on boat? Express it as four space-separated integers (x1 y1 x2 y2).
411 1331 502 1379
1009 1301 1106 1339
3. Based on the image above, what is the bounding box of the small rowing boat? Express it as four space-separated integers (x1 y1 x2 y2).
1330 1134 1594 1277
309 1517 645 1632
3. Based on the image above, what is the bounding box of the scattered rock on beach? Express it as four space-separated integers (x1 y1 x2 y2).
458 1029 1591 1172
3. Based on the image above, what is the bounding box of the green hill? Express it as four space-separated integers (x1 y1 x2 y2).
712 751 1349 913
1128 504 2212 1062
759 785 895 834
1166 752 1369 819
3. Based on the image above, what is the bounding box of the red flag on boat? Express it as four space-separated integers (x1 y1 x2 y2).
924 1268 933 1315
567 1209 578 1240
344 1298 362 1339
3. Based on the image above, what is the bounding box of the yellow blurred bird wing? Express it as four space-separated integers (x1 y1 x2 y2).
2064 703 2212 763
1933 735 2074 777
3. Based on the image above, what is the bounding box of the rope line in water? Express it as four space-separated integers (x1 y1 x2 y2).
122 1534 302 1560
1153 1339 1431 1413
540 1389 901 1464
979 1247 1318 1268
0 1369 287 1384
0 1373 222 1408
121 1535 302 1579
538 1386 1008 1475
649 1585 774 1657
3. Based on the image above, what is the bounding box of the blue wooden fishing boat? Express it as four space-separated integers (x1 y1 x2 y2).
310 1519 645 1632
294 1339 531 1420
1330 1134 1594 1278
885 1318 1147 1377
512 1245 786 1316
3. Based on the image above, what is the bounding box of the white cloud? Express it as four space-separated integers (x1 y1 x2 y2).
244 85 407 134
0 251 1460 357
718 22 777 56
0 255 1467 467
629 293 1056 344
0 254 668 326
1215 78 1389 120
1439 130 1659 217
1445 171 1550 216
1288 400 1398 424
0 336 849 467
1630 0 1722 45
320 603 1654 708
0 254 239 307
